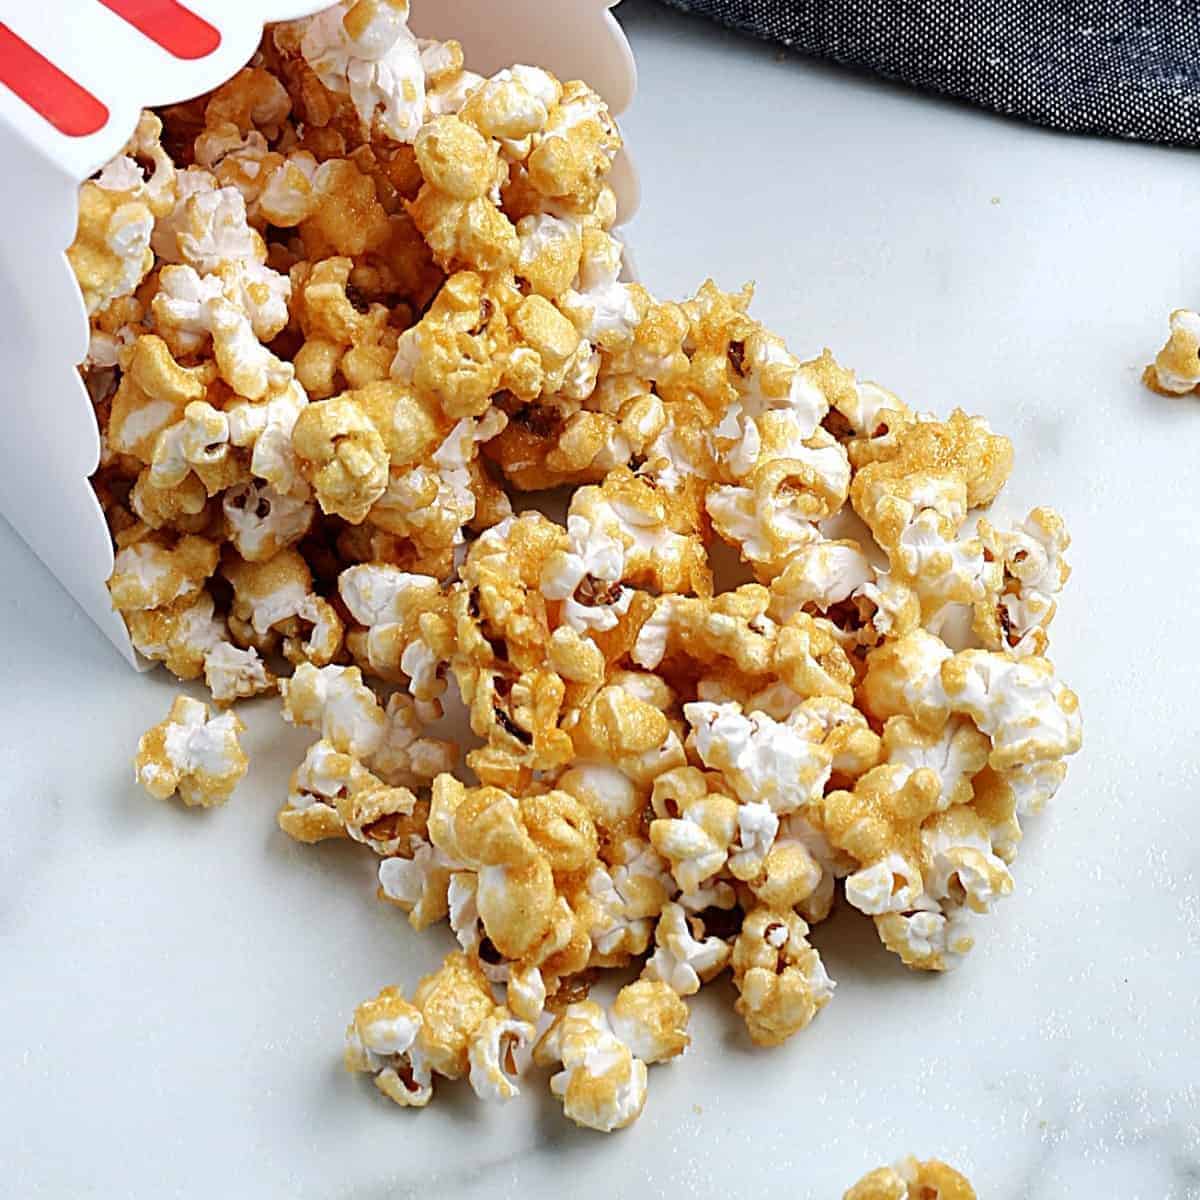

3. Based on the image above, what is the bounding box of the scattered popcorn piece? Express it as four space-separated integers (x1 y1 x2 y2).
1145 308 1200 395
344 985 432 1107
844 1157 976 1200
134 695 247 808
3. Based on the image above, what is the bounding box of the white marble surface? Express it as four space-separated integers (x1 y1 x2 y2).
3 2 1200 1195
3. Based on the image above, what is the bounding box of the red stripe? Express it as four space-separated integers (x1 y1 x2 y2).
96 0 221 60
0 23 108 137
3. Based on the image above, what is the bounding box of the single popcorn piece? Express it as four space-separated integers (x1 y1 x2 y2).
134 695 247 808
684 701 833 814
281 663 386 758
730 907 834 1046
344 985 432 1107
291 395 390 524
467 1008 535 1102
974 508 1071 656
109 534 220 614
203 642 276 705
302 0 427 143
411 951 497 1081
648 766 738 895
533 1000 648 1134
280 738 423 850
378 838 453 930
844 1157 976 1200
609 980 690 1064
642 901 731 996
1145 308 1200 395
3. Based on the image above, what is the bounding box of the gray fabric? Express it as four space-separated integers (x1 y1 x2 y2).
656 0 1200 146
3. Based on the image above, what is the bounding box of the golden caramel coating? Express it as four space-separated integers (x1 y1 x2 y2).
70 3 1082 1138
344 984 432 1108
411 951 496 1080
730 908 834 1046
291 394 390 523
135 695 247 808
1145 308 1200 395
844 1158 976 1200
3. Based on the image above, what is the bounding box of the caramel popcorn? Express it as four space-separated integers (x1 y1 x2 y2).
78 0 1081 1139
1145 308 1200 395
135 695 247 807
844 1158 976 1200
731 908 834 1046
532 1000 649 1133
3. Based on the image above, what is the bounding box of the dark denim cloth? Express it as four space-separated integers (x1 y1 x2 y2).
656 0 1200 145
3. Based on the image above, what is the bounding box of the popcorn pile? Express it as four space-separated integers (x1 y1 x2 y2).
844 1158 975 1200
74 0 1082 1134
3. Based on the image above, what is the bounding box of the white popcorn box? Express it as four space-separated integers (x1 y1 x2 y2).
0 0 640 667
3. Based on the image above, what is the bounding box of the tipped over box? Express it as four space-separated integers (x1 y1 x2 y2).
0 0 639 666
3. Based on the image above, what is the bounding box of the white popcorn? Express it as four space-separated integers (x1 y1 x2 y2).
378 839 453 930
226 381 310 498
735 331 828 433
642 902 731 996
371 693 457 786
978 508 1070 656
506 965 547 1025
585 861 658 959
685 701 832 813
302 0 427 142
153 176 262 275
203 643 274 705
447 870 482 955
281 663 386 757
223 482 314 563
886 716 990 811
340 564 439 627
844 851 924 916
920 820 1013 913
726 801 779 880
155 264 292 401
941 651 1082 770
769 540 874 618
559 231 641 347
258 151 320 226
467 1009 535 1102
149 401 230 490
875 907 975 973
541 512 630 633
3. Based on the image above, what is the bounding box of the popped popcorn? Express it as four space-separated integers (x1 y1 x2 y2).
72 0 1082 1138
730 908 834 1046
344 985 432 1107
533 999 650 1133
1145 308 1200 395
844 1157 976 1200
135 695 247 808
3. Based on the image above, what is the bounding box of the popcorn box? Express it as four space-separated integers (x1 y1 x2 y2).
0 0 640 666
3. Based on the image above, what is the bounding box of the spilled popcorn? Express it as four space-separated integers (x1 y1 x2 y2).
77 0 1081 1135
844 1157 976 1200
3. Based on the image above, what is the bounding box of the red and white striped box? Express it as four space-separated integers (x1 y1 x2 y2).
0 0 639 665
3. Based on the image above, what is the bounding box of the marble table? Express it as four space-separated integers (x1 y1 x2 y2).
2 1 1198 1195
